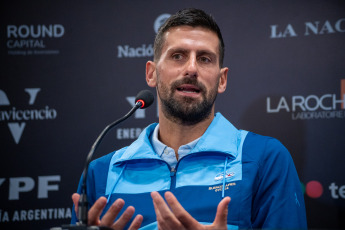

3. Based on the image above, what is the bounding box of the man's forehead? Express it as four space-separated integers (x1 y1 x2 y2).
161 26 220 52
163 25 218 39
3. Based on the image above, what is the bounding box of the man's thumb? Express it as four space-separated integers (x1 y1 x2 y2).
213 196 231 228
72 193 80 215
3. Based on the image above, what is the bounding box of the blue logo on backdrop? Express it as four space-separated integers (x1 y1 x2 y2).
154 13 171 33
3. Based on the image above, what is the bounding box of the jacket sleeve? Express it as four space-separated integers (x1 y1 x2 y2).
251 137 307 229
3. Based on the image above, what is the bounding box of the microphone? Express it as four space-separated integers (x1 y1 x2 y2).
135 89 154 109
53 90 154 230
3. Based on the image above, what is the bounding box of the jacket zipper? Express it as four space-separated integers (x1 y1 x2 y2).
170 167 176 191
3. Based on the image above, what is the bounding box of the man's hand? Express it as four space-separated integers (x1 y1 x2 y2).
72 193 143 230
151 191 230 230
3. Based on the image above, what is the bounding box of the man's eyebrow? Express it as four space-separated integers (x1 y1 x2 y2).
167 48 217 57
197 50 217 57
166 48 188 54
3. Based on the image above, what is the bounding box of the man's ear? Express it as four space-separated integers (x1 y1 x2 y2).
146 61 157 88
218 67 228 94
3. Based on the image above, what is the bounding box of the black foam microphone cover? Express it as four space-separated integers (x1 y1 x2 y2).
135 90 154 109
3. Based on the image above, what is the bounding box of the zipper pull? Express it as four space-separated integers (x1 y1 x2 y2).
170 167 176 177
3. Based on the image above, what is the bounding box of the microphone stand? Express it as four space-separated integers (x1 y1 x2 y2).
53 101 144 230
79 101 143 225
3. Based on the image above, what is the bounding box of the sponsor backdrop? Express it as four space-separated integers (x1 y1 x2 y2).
1 0 344 229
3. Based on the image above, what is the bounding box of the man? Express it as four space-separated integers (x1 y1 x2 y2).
71 8 307 229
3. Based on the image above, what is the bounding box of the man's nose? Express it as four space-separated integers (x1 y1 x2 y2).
184 55 198 78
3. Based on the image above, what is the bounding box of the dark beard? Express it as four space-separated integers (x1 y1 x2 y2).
157 76 218 126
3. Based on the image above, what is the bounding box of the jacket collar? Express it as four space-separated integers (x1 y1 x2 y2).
111 112 240 164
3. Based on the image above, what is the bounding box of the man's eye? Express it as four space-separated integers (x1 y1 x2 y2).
199 56 211 63
172 54 183 60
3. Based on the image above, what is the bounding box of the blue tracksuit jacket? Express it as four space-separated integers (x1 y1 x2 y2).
71 113 307 229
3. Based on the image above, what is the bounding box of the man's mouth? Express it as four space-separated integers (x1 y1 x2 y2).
176 85 201 94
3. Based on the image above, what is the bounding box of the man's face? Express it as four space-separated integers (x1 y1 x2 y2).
146 26 228 125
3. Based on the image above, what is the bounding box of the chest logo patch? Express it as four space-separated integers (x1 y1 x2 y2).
214 170 235 181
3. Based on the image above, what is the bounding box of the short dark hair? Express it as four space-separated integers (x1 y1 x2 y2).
154 8 225 67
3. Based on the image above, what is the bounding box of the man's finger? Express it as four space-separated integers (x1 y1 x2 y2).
151 191 182 229
128 214 143 230
99 198 125 226
112 206 135 230
151 192 169 230
212 196 231 228
71 193 80 216
151 191 173 217
164 191 200 229
151 193 162 221
88 196 107 225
